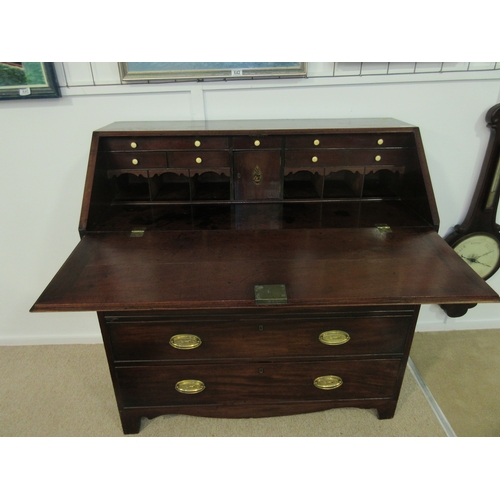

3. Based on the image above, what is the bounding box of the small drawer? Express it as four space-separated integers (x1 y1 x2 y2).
286 133 414 149
115 358 401 407
168 151 231 169
164 137 229 150
99 136 229 151
345 149 410 166
285 149 346 168
232 136 283 149
106 314 413 362
101 152 167 170
99 137 167 151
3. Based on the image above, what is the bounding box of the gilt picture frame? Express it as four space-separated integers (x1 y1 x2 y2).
0 62 60 100
119 62 307 82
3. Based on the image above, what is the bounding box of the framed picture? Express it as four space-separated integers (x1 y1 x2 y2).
119 62 307 82
0 62 60 100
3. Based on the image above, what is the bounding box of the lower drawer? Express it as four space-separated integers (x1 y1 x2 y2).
115 359 401 408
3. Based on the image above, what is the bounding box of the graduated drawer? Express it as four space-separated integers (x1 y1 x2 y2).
167 151 231 169
100 152 167 170
106 315 413 361
286 133 414 149
232 136 283 149
100 136 229 151
115 358 401 407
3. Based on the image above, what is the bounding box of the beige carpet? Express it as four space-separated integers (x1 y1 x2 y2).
0 344 445 437
410 329 500 437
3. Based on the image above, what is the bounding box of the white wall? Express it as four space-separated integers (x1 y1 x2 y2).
2 64 500 345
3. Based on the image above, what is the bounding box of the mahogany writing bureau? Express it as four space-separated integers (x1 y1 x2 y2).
31 119 499 434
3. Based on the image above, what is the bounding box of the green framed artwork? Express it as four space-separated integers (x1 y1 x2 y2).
0 62 60 100
119 62 307 82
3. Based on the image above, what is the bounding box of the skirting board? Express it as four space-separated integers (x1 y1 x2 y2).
10 316 493 344
0 333 102 346
3 319 500 345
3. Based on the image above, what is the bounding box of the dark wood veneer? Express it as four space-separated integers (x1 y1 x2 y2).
31 119 498 434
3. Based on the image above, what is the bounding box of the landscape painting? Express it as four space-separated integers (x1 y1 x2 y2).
0 62 60 100
119 62 307 82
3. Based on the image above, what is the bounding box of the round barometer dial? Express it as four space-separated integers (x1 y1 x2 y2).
452 232 500 280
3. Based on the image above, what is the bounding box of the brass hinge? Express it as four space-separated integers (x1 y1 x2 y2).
254 284 288 305
130 228 146 237
376 224 392 233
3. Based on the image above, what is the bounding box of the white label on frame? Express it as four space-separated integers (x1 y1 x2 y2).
231 69 243 77
19 87 31 96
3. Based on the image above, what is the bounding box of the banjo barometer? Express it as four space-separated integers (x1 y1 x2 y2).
442 103 500 316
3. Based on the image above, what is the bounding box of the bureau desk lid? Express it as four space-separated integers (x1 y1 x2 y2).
31 227 498 312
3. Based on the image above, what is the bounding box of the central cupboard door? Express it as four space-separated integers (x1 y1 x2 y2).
233 151 282 200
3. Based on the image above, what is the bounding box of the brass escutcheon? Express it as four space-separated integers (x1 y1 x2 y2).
314 375 343 390
175 380 205 394
252 165 262 185
169 334 202 350
319 330 351 346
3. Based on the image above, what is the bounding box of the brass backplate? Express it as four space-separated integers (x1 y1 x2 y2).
252 165 262 185
254 284 287 305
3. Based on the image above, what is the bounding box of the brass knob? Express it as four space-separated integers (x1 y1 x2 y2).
196 157 202 164
314 375 343 390
377 138 384 145
312 156 318 163
314 139 320 146
194 140 201 147
319 330 351 346
375 155 381 162
132 158 139 165
130 142 137 149
254 140 261 147
175 380 205 394
169 334 202 350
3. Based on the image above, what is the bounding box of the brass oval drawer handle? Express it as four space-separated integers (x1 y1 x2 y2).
196 157 202 164
175 379 205 394
194 140 201 147
130 142 137 149
312 156 318 163
169 334 202 350
319 330 351 346
132 158 139 165
314 375 343 390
